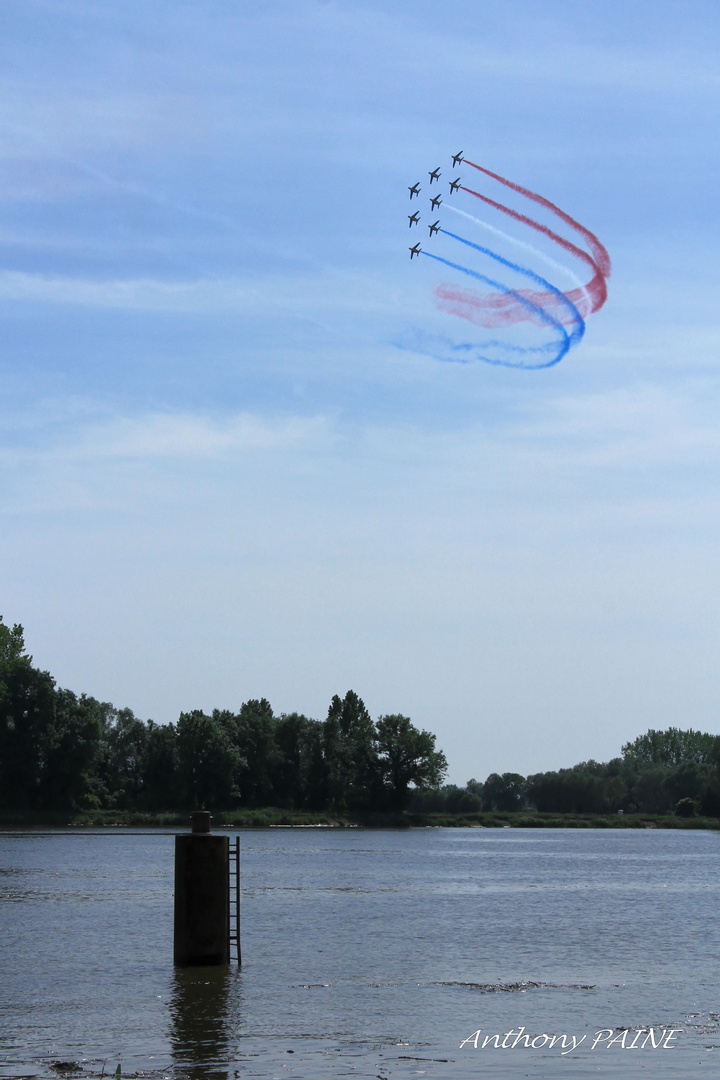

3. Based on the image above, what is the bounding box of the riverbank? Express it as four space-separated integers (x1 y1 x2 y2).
2 807 719 829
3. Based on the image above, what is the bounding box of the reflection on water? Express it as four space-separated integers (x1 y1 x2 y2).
168 967 240 1080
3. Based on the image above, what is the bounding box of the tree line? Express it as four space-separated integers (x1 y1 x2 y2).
416 727 720 818
3 615 720 818
0 617 447 813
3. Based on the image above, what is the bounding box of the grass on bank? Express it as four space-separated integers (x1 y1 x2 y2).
1 808 719 829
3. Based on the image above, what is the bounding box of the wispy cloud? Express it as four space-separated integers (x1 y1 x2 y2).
4 377 720 517
0 267 399 317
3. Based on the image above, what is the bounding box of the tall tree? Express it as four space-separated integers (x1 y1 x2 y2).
374 713 447 811
176 709 244 809
229 699 279 807
100 706 150 808
0 619 105 810
0 619 57 809
273 712 325 809
41 691 105 810
323 691 379 810
141 720 180 809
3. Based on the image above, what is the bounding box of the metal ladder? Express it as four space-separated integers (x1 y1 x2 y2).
228 835 241 966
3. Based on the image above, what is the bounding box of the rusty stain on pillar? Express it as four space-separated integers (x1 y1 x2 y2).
174 811 229 965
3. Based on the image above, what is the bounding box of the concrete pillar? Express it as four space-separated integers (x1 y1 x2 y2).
174 812 229 966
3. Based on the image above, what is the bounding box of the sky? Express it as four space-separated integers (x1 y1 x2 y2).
2 0 720 784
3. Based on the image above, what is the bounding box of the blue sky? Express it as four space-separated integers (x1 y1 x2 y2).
2 0 720 782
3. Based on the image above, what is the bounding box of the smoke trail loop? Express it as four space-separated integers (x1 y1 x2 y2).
405 157 610 370
439 228 585 349
421 250 572 369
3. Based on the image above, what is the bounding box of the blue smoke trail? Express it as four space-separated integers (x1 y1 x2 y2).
393 329 562 367
440 229 586 350
421 250 572 369
445 204 590 308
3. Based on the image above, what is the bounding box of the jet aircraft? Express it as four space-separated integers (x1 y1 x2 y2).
408 212 420 227
408 183 421 199
430 194 442 210
409 243 422 259
452 151 464 167
449 177 462 193
428 220 440 237
429 167 441 184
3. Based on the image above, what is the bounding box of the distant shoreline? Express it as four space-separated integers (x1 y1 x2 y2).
1 808 719 830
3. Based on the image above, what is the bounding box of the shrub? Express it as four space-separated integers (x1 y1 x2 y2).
675 797 696 818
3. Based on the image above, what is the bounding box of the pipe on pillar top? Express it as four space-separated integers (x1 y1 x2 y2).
191 811 212 834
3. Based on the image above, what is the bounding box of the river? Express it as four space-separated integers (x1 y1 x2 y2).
1 827 719 1079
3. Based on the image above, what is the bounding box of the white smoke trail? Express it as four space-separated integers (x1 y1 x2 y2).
443 203 591 312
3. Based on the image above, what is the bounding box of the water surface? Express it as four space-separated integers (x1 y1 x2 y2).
1 827 719 1079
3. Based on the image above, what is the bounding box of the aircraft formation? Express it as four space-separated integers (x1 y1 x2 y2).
404 150 611 369
407 151 463 259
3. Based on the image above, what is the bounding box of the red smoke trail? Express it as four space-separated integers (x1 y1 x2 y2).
459 189 605 318
435 281 596 329
435 164 610 329
465 160 611 277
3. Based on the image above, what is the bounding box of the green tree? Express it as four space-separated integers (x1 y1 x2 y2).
97 706 149 808
699 779 720 817
483 772 527 812
527 768 626 814
675 797 697 817
141 720 180 809
41 691 105 810
0 619 105 810
176 709 244 809
323 691 379 810
408 786 451 813
0 617 26 682
0 665 57 809
0 619 58 809
229 699 279 807
273 712 325 809
445 785 483 814
374 713 447 811
622 728 720 768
